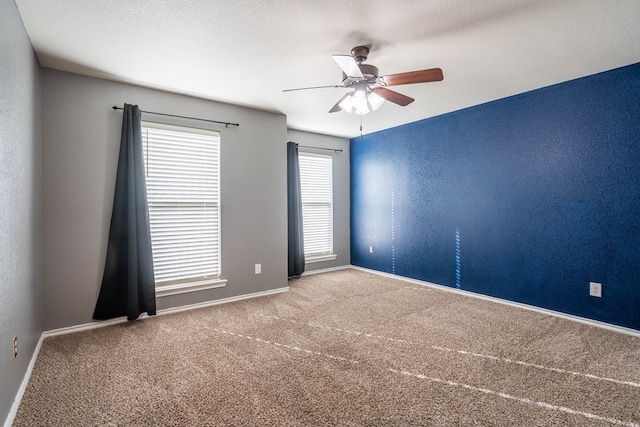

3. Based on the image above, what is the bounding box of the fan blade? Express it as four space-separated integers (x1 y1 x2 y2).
374 87 414 106
329 92 352 113
332 54 364 78
283 85 345 92
381 68 443 86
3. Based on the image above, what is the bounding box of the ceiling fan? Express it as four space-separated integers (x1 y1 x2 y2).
283 46 443 115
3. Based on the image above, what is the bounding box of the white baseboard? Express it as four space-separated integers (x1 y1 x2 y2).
3 285 289 427
350 265 640 338
301 264 350 276
44 286 290 337
4 333 45 427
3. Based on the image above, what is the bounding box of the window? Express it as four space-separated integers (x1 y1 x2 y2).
299 151 336 262
141 122 224 296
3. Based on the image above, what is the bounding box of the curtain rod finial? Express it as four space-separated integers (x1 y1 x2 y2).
112 106 119 110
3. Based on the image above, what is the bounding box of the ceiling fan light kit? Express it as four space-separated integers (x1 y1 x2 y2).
338 85 385 115
284 46 443 116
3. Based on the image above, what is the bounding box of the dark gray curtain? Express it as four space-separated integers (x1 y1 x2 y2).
93 104 156 321
287 141 305 277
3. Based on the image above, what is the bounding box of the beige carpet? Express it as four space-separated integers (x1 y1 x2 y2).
14 269 640 426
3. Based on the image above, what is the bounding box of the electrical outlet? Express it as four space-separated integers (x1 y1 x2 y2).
589 282 602 298
13 336 18 359
369 246 374 253
255 263 261 275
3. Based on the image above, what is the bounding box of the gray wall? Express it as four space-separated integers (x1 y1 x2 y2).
42 69 288 330
0 0 42 424
287 129 350 271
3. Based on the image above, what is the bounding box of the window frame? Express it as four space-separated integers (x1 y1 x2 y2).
141 121 226 297
298 150 337 263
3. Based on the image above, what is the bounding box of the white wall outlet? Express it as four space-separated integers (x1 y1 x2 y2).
255 263 261 275
589 282 602 298
369 246 374 253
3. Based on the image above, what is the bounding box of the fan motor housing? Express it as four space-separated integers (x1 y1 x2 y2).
342 64 379 86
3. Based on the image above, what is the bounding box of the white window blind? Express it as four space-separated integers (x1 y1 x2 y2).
141 122 220 287
299 152 333 258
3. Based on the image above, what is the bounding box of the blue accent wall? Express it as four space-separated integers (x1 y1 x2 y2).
351 62 640 331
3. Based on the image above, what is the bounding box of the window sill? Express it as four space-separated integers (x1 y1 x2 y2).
156 278 227 298
305 254 337 264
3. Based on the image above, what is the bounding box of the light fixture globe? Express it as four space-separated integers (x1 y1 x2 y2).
352 90 370 115
368 91 384 111
338 92 354 113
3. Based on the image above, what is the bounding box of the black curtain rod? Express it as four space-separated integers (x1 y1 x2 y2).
112 106 239 127
299 145 342 153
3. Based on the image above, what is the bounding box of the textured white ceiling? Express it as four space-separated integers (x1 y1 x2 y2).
14 0 640 138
